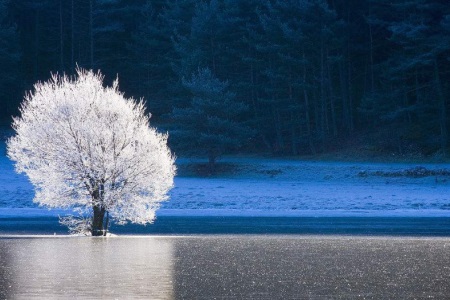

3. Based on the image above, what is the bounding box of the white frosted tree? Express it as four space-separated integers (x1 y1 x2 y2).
7 68 176 236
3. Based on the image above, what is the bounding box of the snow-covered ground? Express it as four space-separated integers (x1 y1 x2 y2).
1 141 449 218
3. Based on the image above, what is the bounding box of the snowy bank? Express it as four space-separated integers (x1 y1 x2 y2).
1 140 450 218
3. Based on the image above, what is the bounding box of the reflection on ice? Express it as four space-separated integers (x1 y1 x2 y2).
1 236 450 299
0 237 174 299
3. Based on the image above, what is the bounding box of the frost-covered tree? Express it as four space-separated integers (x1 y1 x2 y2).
7 68 176 236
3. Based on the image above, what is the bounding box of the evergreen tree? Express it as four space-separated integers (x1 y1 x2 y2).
256 0 341 154
170 68 252 171
371 0 450 155
10 0 50 85
89 0 131 75
125 1 175 118
172 0 224 78
3 0 450 157
158 0 197 110
0 0 21 121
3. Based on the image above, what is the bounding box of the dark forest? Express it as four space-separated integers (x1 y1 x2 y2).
1 0 449 160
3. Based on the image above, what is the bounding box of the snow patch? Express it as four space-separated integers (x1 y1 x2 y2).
1 142 450 218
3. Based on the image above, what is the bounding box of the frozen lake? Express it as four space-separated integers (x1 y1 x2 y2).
1 235 450 299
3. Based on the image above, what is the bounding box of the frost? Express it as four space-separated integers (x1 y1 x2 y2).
7 68 176 234
59 215 92 236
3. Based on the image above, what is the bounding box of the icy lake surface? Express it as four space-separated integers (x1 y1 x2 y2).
1 236 450 299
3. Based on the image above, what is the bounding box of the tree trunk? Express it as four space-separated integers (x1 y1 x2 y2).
345 8 354 132
249 60 271 151
290 110 298 155
34 9 40 79
92 204 105 236
89 0 94 68
347 58 354 131
59 0 64 72
91 182 106 236
320 37 326 151
274 108 284 154
71 0 74 70
339 61 350 132
368 17 375 97
208 152 216 174
434 59 447 156
303 52 315 154
288 68 298 155
327 51 337 137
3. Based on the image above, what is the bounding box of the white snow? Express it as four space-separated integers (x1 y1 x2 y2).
1 141 450 218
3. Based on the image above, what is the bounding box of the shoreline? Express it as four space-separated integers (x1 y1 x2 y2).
2 215 450 236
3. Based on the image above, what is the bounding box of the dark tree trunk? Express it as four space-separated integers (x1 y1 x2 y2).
59 0 64 72
34 9 40 79
339 61 350 132
326 51 337 137
89 0 94 68
208 152 216 174
71 0 74 70
92 204 106 236
434 59 447 156
274 108 284 154
319 38 326 151
303 52 315 154
91 182 106 236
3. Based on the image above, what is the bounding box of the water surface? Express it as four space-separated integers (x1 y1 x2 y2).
2 216 450 235
1 236 450 299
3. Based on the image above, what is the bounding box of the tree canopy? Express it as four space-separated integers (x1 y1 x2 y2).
7 68 176 235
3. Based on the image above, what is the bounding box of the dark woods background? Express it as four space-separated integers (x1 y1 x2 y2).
1 0 450 159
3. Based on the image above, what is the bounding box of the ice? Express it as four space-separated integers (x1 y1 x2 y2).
1 236 450 299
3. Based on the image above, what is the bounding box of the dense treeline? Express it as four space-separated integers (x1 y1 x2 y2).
1 0 449 159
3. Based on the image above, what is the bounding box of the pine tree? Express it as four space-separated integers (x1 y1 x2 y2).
0 0 21 121
126 1 176 118
372 0 450 155
170 68 252 172
255 0 340 154
157 0 197 112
